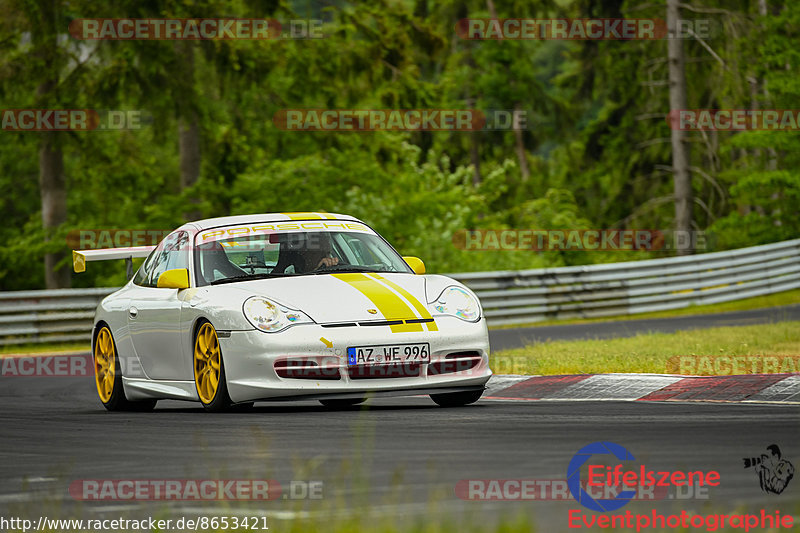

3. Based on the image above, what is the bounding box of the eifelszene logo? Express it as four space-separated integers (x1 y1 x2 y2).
743 445 794 494
567 441 721 512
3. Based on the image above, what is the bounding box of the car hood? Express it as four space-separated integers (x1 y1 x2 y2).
210 273 431 324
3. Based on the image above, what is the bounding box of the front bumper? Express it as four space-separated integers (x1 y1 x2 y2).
220 316 492 403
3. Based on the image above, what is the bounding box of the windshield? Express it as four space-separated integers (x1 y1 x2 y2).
194 224 412 286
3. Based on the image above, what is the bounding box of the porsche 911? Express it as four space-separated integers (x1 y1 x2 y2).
73 212 492 412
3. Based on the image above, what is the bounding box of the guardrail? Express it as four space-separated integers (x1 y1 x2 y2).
452 238 800 326
0 287 115 346
1 239 799 345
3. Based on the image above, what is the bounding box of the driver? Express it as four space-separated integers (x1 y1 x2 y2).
304 232 339 271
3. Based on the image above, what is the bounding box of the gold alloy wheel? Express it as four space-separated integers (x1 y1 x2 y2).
94 327 116 403
194 322 221 404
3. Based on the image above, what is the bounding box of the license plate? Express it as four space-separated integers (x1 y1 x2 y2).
347 343 430 366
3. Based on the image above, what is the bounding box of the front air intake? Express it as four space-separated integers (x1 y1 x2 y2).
428 352 482 376
274 358 341 380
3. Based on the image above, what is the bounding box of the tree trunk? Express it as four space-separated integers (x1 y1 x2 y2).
34 0 69 288
667 0 693 254
464 75 481 185
469 130 482 186
179 114 200 191
39 130 70 288
513 103 530 181
486 0 529 181
176 42 201 219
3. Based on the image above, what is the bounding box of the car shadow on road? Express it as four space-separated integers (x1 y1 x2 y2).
78 401 492 414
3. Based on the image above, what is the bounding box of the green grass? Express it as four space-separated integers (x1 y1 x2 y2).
0 342 89 355
489 288 800 329
491 321 800 375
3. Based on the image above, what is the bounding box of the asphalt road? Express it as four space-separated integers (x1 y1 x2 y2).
1 375 798 531
489 303 800 350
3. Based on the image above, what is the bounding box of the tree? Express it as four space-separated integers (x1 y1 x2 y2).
667 0 693 254
12 0 71 287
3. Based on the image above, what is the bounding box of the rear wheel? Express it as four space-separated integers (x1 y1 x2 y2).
193 320 233 412
430 390 483 407
319 398 366 408
94 326 157 412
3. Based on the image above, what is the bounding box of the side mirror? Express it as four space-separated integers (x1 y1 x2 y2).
157 268 190 289
402 256 425 275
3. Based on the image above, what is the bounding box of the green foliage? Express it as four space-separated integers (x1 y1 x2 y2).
0 0 796 289
709 5 800 248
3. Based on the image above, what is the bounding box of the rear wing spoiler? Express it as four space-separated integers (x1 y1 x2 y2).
73 246 155 279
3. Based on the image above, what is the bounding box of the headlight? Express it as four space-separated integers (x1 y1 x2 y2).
430 286 481 322
243 297 313 333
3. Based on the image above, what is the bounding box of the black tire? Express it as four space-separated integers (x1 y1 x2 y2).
430 390 483 407
193 320 234 413
94 325 157 412
319 398 367 408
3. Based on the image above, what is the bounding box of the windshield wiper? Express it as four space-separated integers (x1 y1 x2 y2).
312 265 386 274
210 273 288 285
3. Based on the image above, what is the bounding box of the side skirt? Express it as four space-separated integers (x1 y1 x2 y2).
122 377 198 401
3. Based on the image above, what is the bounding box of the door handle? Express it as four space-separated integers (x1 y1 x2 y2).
128 306 138 319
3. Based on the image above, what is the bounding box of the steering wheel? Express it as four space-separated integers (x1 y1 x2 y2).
241 260 269 274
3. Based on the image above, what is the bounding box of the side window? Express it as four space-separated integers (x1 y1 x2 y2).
164 231 191 271
132 250 157 286
148 231 190 286
133 231 190 287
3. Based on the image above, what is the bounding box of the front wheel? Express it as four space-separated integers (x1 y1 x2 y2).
94 326 157 412
430 390 483 407
193 320 233 412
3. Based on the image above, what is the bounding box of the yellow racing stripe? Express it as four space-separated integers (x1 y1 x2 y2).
282 212 337 220
332 273 423 333
282 212 322 220
367 274 438 332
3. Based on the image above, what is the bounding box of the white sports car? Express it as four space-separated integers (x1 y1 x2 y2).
74 212 492 412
